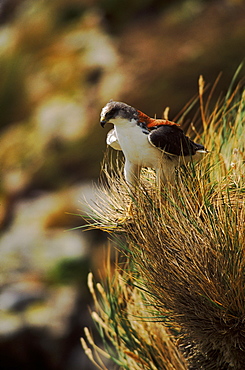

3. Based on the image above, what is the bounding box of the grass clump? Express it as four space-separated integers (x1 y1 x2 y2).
82 264 188 370
82 75 245 369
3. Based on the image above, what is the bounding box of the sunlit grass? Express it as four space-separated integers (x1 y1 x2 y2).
82 261 188 370
82 75 245 369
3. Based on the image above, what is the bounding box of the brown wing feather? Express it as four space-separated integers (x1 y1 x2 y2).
137 110 180 128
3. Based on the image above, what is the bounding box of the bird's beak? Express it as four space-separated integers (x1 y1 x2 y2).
100 119 107 128
100 115 108 128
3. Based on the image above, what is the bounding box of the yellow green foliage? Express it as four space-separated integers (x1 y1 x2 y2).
82 77 245 369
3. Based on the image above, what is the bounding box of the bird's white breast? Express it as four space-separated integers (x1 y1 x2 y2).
113 119 162 167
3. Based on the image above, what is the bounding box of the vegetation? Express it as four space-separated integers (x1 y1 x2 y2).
0 0 244 368
82 74 245 369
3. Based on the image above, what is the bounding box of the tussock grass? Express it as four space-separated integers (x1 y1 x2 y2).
82 264 188 370
82 75 245 369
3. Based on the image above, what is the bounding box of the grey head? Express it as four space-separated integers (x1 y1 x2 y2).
100 100 138 127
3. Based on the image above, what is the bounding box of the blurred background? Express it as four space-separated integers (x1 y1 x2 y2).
0 0 244 369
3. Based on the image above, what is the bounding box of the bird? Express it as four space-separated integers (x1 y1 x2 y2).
100 100 208 186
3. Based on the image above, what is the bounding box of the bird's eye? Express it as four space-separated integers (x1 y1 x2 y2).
107 108 119 119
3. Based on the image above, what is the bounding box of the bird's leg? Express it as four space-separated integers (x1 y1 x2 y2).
124 159 141 186
156 168 166 189
116 160 141 224
157 156 177 188
155 161 176 208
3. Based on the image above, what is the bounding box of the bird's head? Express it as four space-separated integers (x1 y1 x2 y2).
100 100 138 127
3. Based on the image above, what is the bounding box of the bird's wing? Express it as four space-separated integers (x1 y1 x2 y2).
106 128 122 150
148 125 200 156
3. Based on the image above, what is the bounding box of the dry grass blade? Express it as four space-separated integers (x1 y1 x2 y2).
81 75 245 369
82 263 188 370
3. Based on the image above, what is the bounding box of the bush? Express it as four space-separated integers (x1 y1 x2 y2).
82 73 245 369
